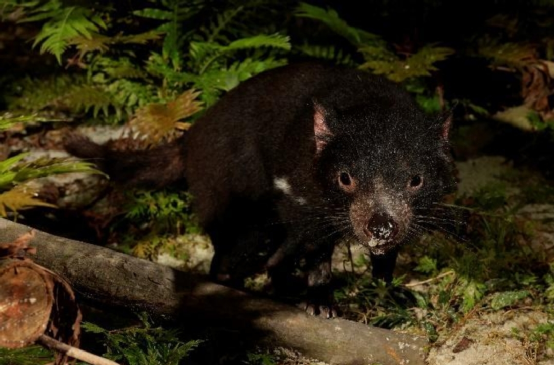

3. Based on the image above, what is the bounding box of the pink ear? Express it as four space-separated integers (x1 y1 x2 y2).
314 103 333 153
440 113 452 142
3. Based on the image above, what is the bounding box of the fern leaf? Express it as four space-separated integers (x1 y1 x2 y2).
192 58 286 105
296 44 355 66
17 0 63 23
70 31 160 68
63 84 115 117
0 154 28 188
295 2 381 47
190 34 290 74
69 33 110 57
0 156 103 190
31 6 107 64
116 30 162 45
0 113 64 132
94 57 148 80
360 45 454 83
223 34 291 52
478 39 537 68
8 75 78 112
0 185 56 217
188 41 220 63
133 0 206 70
132 8 175 21
9 74 154 122
129 90 203 143
203 6 244 43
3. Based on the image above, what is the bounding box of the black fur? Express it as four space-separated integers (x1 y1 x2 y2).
65 63 456 316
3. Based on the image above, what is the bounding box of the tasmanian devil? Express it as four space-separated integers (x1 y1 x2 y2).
65 62 456 317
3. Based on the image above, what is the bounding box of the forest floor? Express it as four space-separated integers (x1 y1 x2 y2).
4 119 554 365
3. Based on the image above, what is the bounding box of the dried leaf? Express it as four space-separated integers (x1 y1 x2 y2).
0 186 56 217
493 105 535 130
129 89 203 143
0 230 36 259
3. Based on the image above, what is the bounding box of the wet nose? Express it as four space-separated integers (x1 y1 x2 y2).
363 213 398 240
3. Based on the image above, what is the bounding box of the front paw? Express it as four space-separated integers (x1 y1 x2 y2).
301 301 338 318
301 286 338 318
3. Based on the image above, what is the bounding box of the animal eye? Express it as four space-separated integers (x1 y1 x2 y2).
338 172 356 192
339 172 351 186
409 175 423 189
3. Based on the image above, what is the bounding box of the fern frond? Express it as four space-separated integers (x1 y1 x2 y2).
0 154 28 188
0 185 55 217
69 30 163 59
9 74 157 122
15 157 103 185
92 57 148 80
27 4 107 64
406 46 455 72
129 89 203 143
190 34 290 74
478 39 537 68
295 2 381 47
68 32 110 56
188 41 220 64
223 33 291 52
296 44 355 66
104 79 158 121
0 113 66 131
202 6 244 43
360 45 454 82
117 30 162 45
192 57 286 105
9 75 76 112
134 0 206 70
8 75 120 117
0 346 53 365
0 154 102 190
65 84 115 117
145 52 196 86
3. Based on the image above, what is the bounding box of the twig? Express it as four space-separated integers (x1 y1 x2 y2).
404 270 455 288
37 335 120 365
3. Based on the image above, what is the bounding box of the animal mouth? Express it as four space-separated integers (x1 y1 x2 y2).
358 229 402 253
365 238 387 248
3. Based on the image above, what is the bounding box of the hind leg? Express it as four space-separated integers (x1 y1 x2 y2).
207 222 269 286
205 198 280 287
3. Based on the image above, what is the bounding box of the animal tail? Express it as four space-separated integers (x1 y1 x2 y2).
63 132 188 189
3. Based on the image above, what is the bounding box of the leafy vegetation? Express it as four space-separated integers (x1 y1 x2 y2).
119 189 201 258
335 172 553 354
1 0 554 363
0 346 52 365
0 114 100 217
81 313 202 365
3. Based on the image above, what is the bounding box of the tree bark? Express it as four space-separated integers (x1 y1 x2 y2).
0 218 428 365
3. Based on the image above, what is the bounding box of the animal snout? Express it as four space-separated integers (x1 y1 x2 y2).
363 213 398 241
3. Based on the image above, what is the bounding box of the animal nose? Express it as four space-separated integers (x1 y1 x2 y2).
363 213 398 240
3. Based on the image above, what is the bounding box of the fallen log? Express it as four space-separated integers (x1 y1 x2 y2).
0 218 428 365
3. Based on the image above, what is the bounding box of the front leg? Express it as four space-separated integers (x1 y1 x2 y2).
304 243 337 318
370 247 399 284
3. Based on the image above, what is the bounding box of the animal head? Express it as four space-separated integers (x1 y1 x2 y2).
312 100 456 254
